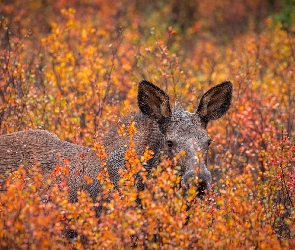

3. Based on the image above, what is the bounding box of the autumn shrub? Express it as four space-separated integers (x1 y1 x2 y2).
1 1 295 249
1 122 294 249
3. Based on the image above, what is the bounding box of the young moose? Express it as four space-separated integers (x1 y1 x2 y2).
0 80 232 203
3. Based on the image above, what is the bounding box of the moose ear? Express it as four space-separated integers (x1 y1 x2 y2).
197 81 232 125
138 80 171 122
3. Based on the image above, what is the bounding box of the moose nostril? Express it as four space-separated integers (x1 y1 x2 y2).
183 171 208 198
196 180 207 198
167 140 173 148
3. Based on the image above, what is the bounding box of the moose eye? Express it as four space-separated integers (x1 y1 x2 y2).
167 140 173 148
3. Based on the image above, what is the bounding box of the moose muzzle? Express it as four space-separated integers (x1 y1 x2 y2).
182 163 212 197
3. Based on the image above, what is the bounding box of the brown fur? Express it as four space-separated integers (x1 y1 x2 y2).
0 80 232 202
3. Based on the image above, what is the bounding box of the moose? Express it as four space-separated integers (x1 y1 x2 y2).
0 80 232 204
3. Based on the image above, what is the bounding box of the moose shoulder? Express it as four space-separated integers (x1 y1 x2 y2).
0 80 232 202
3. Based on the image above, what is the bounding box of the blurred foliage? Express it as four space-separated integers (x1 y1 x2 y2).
273 0 295 30
0 0 295 248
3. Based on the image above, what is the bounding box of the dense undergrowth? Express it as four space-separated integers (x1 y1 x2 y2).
0 1 294 249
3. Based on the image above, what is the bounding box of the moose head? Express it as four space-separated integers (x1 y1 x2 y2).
137 80 232 196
